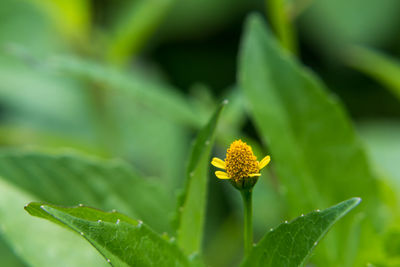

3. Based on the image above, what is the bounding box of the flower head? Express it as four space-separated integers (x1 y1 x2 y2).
211 139 270 190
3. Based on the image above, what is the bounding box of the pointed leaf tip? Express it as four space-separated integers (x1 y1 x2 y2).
241 198 361 267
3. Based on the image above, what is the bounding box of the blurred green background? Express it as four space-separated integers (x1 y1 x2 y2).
1 0 400 266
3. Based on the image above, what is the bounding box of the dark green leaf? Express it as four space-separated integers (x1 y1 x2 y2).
239 13 378 215
238 14 380 264
241 198 361 267
25 203 189 267
176 101 226 255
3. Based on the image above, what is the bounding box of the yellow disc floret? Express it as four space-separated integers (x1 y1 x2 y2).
211 139 271 190
225 140 259 181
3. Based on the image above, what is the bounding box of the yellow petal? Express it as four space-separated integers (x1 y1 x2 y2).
211 157 226 169
259 155 271 170
215 171 230 179
249 173 261 177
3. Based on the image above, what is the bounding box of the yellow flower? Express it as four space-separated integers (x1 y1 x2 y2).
211 140 270 189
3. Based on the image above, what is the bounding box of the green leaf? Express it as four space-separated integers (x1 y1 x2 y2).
241 198 361 267
238 14 379 264
0 178 107 267
176 101 226 256
345 46 400 101
239 13 378 215
7 49 203 128
0 236 26 267
25 203 189 267
0 149 173 233
0 52 93 138
106 89 190 191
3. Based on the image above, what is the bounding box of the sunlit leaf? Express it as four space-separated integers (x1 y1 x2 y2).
28 0 91 41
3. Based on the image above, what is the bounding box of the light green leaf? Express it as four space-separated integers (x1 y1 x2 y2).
239 13 377 215
345 46 400 101
0 149 173 233
241 198 361 267
0 178 107 267
105 89 190 191
358 121 400 191
25 203 189 267
176 101 226 256
7 49 204 128
0 52 93 138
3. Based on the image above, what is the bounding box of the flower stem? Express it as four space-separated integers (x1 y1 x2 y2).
241 189 253 257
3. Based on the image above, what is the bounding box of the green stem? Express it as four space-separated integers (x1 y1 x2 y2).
265 0 297 55
288 0 315 20
241 189 253 257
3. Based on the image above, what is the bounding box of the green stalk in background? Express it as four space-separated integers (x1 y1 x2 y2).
287 0 315 20
265 0 297 54
345 45 400 101
106 0 175 65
